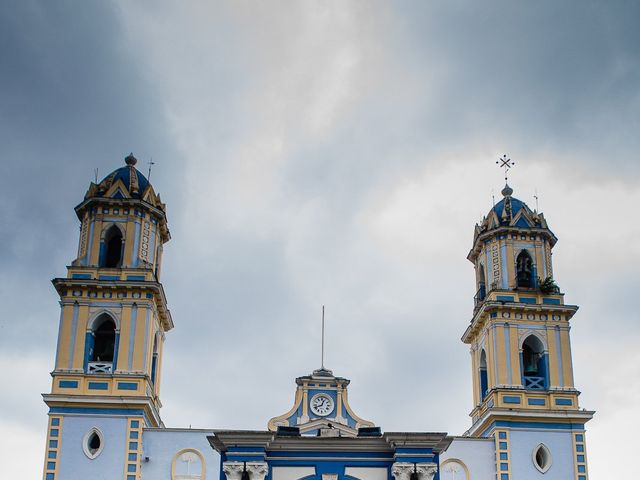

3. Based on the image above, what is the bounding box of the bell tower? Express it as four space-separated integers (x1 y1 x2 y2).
464 184 594 479
42 154 173 480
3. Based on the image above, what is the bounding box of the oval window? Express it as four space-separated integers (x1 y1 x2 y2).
533 443 552 473
82 427 105 459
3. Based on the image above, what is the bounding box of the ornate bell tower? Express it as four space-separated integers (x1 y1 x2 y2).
464 184 594 480
42 154 173 480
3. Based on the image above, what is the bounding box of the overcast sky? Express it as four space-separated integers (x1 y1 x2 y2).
1 1 639 478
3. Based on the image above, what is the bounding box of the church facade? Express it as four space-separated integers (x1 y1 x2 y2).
41 155 594 480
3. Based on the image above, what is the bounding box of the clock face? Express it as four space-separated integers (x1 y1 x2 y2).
310 393 334 416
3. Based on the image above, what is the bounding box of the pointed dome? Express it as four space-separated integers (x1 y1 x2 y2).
479 184 548 233
87 153 152 200
98 153 150 198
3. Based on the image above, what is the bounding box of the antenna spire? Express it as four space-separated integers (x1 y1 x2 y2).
534 189 539 211
321 305 325 369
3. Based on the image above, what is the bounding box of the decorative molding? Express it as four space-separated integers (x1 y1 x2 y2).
223 462 268 480
391 462 437 480
440 459 470 480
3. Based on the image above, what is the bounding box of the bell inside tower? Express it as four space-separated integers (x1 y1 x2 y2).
516 250 533 288
103 225 123 268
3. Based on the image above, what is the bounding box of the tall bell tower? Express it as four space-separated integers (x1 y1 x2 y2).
42 154 173 480
464 184 594 480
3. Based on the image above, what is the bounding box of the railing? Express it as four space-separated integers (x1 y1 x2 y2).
524 376 545 390
88 362 113 374
474 285 486 307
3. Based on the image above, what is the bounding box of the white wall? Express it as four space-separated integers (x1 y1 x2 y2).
141 428 221 479
439 437 495 480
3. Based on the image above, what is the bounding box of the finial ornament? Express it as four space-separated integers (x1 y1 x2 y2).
125 153 137 166
147 157 155 181
496 154 515 182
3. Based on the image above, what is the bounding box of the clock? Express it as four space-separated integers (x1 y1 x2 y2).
310 393 334 416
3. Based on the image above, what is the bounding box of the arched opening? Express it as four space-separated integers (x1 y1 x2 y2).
479 349 488 401
151 334 159 386
86 314 117 373
477 264 486 302
522 335 547 390
516 250 534 288
102 226 123 268
172 449 205 480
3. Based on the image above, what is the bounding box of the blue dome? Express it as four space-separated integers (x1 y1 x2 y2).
487 184 539 229
492 196 526 218
97 154 151 199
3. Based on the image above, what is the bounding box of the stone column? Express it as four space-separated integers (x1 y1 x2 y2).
223 462 269 480
391 462 437 480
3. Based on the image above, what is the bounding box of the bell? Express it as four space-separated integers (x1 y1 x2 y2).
524 363 538 374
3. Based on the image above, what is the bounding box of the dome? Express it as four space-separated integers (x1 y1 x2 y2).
483 184 545 231
92 153 151 199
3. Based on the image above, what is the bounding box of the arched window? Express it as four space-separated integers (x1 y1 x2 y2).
477 264 486 302
150 335 159 385
171 449 205 480
479 349 488 401
441 459 470 480
522 335 547 390
516 250 534 288
86 314 118 373
102 225 123 268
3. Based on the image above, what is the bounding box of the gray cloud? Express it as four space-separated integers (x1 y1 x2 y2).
0 1 638 477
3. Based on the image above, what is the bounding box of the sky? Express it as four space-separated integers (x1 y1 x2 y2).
0 1 639 478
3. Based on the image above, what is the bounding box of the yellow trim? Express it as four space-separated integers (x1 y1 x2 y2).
494 429 511 478
89 218 103 265
560 330 574 388
572 431 589 479
56 304 74 370
267 388 303 431
508 326 520 386
506 242 514 289
471 348 479 406
496 326 507 384
341 388 374 428
547 327 560 387
42 415 63 480
171 448 206 480
132 305 146 371
117 306 132 372
486 330 495 389
302 387 309 417
123 417 143 479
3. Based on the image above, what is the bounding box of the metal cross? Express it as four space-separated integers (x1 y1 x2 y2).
496 154 515 182
147 158 156 181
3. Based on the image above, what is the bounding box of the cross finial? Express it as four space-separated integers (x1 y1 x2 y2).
534 189 539 211
496 154 515 182
147 157 155 181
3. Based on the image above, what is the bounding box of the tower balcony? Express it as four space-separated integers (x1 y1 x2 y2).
87 361 113 374
66 265 157 282
473 287 565 315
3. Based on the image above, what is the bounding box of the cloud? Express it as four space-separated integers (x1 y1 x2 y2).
1 1 638 478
